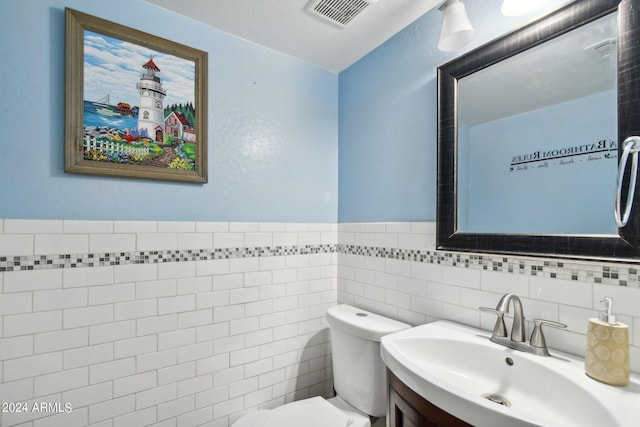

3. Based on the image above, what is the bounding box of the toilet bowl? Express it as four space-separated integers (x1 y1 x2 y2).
231 304 410 427
232 396 370 427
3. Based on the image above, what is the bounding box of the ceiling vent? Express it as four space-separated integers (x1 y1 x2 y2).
307 0 378 28
584 39 617 62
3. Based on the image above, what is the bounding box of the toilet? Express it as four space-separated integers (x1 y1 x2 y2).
232 304 410 427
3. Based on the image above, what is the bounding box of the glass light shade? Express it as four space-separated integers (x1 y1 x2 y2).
438 0 475 52
501 0 544 16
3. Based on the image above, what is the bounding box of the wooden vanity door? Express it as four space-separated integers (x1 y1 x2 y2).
387 370 472 427
389 383 428 427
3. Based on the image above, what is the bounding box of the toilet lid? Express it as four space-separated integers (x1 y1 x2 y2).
265 397 351 427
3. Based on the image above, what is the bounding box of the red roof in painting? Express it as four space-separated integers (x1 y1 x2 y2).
167 111 189 126
175 112 189 126
142 57 160 72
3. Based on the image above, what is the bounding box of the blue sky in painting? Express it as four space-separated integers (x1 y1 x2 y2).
83 30 195 108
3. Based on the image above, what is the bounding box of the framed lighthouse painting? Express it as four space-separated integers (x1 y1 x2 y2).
65 8 208 183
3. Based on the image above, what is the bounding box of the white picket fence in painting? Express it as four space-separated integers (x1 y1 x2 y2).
83 136 151 157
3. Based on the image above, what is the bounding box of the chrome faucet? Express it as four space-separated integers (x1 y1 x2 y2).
480 293 566 356
495 293 526 342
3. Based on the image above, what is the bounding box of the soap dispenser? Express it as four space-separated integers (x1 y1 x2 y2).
585 297 629 386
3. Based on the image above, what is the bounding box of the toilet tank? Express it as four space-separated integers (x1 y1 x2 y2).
327 304 410 417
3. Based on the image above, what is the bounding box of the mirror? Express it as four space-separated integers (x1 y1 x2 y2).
458 12 617 235
437 0 640 261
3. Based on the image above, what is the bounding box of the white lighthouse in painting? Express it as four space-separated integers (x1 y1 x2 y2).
136 56 166 142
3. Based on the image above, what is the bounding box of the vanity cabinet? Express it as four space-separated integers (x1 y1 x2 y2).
387 369 472 427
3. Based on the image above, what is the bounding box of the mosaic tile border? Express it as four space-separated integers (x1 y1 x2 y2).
0 243 637 289
339 245 640 289
0 244 336 272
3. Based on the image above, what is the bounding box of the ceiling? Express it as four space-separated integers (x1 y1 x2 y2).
144 0 441 73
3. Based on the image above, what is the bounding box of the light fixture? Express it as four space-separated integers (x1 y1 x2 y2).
501 0 545 16
438 0 475 52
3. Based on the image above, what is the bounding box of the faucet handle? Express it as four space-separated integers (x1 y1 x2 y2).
480 307 507 337
530 319 567 354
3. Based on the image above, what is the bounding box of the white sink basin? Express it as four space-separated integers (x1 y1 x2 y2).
381 320 640 427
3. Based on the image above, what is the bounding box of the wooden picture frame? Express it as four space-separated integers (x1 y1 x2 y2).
65 8 208 183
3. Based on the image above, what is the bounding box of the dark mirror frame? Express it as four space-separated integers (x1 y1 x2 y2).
437 0 640 262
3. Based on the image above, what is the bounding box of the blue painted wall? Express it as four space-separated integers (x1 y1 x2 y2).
1 0 581 223
338 0 571 222
0 0 338 222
